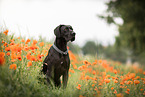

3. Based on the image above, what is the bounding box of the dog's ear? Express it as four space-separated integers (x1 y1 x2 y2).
54 25 64 38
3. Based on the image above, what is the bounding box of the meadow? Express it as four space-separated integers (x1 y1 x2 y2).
0 29 145 97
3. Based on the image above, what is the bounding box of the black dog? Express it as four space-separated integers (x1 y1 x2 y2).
42 25 76 88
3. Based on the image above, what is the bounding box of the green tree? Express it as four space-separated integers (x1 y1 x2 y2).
104 45 127 63
68 42 81 54
99 0 145 64
82 41 105 56
82 41 97 56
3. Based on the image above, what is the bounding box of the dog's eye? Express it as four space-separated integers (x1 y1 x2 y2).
64 28 68 32
69 27 73 31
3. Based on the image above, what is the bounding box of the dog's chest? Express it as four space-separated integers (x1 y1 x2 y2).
55 55 70 74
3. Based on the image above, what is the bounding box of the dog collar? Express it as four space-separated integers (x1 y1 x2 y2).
52 44 68 55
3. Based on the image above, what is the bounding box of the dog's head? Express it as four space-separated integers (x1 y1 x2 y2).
54 25 76 42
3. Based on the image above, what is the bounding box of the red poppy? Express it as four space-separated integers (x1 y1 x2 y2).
3 29 9 35
9 64 17 70
0 52 5 66
39 42 44 47
27 61 32 67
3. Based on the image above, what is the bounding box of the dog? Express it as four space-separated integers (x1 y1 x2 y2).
42 24 76 88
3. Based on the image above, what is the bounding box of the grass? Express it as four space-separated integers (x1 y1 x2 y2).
0 29 145 97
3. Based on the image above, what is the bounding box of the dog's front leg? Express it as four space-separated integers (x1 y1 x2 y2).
63 71 68 88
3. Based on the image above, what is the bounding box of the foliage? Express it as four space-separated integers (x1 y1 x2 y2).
82 41 97 56
99 0 145 64
82 41 104 56
104 45 127 63
82 41 127 63
68 42 81 54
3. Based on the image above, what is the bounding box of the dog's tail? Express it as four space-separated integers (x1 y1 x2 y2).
41 63 48 74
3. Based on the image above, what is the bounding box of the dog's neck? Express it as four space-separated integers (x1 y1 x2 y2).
54 37 67 52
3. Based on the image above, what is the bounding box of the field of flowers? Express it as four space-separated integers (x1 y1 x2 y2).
0 29 145 97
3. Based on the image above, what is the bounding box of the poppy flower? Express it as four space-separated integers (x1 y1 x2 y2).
106 75 111 78
92 61 97 65
98 83 102 86
92 84 95 87
73 64 77 69
6 52 10 56
125 91 130 94
27 61 32 67
69 69 75 73
3 29 8 35
143 91 145 95
143 71 145 75
0 52 5 65
140 89 143 91
39 42 44 47
78 84 81 87
4 42 7 47
26 52 31 60
2 40 5 43
10 45 17 52
78 66 83 70
9 64 17 70
83 60 89 65
25 39 31 44
21 39 25 42
114 90 117 94
30 55 37 61
5 47 10 51
17 46 21 52
127 89 130 92
111 87 114 90
10 39 14 42
92 71 96 75
37 54 42 60
98 60 102 64
114 70 117 74
0 52 5 57
114 80 118 83
30 46 35 50
24 45 29 51
76 84 81 90
79 95 84 97
129 73 136 79
116 93 123 97
134 80 140 85
104 79 110 83
102 72 106 76
33 40 37 44
120 82 124 85
69 74 71 77
11 53 17 60
85 75 90 80
126 81 132 84
17 55 22 61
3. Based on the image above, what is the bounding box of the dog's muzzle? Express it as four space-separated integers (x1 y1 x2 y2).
71 32 76 42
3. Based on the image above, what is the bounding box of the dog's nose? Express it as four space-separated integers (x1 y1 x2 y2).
72 32 76 36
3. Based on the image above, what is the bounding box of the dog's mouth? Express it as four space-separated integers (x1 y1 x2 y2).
71 32 76 42
71 37 75 42
65 37 75 42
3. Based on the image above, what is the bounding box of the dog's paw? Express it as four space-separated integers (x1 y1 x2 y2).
41 63 48 74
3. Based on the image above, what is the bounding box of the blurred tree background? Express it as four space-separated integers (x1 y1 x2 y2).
99 0 145 64
69 0 145 65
